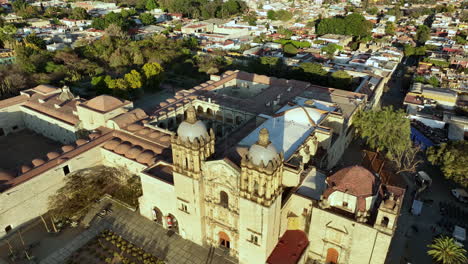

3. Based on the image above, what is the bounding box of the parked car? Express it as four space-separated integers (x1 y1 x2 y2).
416 171 432 186
451 189 468 203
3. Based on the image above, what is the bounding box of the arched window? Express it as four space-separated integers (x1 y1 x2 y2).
253 181 259 195
220 191 229 208
381 216 389 227
197 105 204 114
207 108 213 117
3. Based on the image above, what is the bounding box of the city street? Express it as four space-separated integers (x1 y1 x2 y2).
380 62 468 264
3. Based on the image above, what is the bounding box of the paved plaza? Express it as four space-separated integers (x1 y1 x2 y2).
8 197 235 264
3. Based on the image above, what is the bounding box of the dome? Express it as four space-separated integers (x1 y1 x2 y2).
177 106 208 142
125 146 143 159
326 166 377 198
137 128 151 135
21 165 32 174
103 138 122 150
136 150 155 165
76 139 88 146
32 158 45 167
46 152 60 160
89 133 101 140
0 169 14 182
61 145 75 153
114 142 132 155
127 124 143 132
247 128 279 166
84 95 126 112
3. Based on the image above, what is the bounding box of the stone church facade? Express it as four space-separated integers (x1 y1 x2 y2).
0 71 404 264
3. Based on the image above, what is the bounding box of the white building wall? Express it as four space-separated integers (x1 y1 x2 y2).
21 107 77 144
328 192 357 213
0 104 25 136
0 146 103 237
138 172 177 224
238 197 281 264
101 149 147 175
173 172 206 245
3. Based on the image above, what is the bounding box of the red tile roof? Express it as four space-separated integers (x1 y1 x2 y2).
267 230 309 264
323 166 379 211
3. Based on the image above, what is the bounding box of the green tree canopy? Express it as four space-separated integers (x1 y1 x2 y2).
70 7 90 20
427 236 467 264
416 25 431 44
353 107 411 160
317 13 372 37
139 12 156 25
142 62 164 89
329 70 352 90
48 166 142 220
427 141 468 187
267 10 276 20
321 43 343 58
124 70 143 89
146 0 158 10
385 22 395 35
283 43 298 56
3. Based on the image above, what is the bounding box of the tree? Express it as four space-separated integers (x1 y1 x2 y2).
283 43 298 56
329 70 352 90
25 33 46 49
124 70 143 89
48 166 142 220
243 12 257 26
385 22 395 35
353 107 413 166
70 7 90 20
267 10 276 20
145 0 158 11
427 141 468 187
367 7 379 15
142 62 164 89
321 43 342 59
276 10 293 21
139 12 156 25
416 25 430 44
0 24 17 48
427 76 440 87
427 236 467 264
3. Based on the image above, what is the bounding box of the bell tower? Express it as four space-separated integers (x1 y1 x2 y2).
374 192 401 235
171 105 215 245
238 128 284 264
171 106 215 179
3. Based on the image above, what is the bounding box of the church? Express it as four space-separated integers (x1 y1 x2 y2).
0 70 403 264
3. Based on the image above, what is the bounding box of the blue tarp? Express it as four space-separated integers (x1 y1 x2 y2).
411 126 435 150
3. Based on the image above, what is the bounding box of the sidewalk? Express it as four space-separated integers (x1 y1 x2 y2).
40 199 234 264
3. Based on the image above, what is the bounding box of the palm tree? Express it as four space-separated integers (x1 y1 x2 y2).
427 236 467 264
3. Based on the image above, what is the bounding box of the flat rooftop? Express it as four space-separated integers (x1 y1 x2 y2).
0 129 62 173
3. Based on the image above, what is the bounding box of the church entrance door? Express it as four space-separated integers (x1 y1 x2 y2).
219 231 230 249
326 248 339 264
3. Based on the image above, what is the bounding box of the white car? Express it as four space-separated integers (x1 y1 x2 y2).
451 189 468 203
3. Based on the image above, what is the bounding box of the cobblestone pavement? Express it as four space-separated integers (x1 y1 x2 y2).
40 199 234 264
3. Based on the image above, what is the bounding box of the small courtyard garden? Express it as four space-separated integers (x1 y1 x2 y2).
65 229 164 264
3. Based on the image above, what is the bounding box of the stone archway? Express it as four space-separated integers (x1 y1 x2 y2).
219 231 230 249
326 248 339 264
167 214 179 234
152 207 163 225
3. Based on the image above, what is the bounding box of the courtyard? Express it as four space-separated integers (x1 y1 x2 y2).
0 129 62 171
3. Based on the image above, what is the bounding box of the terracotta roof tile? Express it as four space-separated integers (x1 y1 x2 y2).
267 230 309 264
